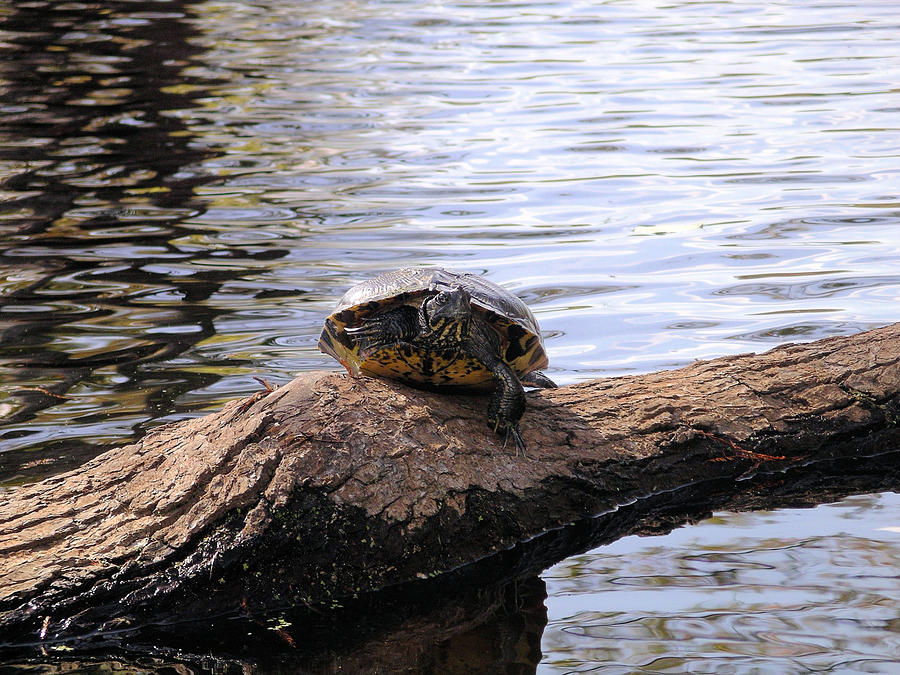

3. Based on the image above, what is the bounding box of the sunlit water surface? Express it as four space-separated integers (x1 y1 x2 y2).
1 0 899 670
542 491 900 673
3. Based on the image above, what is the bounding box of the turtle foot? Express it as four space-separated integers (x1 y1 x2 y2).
344 319 388 354
345 306 419 356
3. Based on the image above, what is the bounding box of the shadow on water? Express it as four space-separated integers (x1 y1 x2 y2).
0 1 285 483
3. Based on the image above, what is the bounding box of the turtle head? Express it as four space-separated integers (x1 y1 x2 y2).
423 287 471 340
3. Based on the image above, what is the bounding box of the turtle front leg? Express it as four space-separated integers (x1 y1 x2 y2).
465 320 528 455
345 305 419 358
486 360 528 455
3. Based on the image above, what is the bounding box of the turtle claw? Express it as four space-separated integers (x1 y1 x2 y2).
488 415 527 457
506 426 527 458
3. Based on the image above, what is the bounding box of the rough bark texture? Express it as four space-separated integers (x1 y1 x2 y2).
2 323 900 647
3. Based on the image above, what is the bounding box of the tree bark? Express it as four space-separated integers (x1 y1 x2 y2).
2 323 900 647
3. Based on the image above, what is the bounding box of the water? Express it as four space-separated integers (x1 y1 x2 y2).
542 491 900 673
1 0 899 669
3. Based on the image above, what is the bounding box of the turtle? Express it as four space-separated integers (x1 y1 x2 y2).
318 267 556 453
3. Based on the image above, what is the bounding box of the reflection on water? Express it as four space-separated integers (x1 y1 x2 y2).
1 0 900 670
542 492 900 673
0 0 233 478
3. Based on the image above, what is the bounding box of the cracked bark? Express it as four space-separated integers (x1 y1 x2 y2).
1 323 899 647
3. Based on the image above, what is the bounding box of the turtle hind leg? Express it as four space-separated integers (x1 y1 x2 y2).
345 305 419 357
521 370 557 389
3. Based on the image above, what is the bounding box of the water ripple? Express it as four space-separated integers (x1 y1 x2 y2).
542 493 900 673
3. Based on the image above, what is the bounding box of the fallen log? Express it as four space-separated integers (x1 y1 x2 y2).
2 323 900 648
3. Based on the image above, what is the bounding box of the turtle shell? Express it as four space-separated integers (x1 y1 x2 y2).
318 267 549 388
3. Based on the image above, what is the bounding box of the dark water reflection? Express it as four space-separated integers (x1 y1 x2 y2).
0 0 253 480
0 575 550 673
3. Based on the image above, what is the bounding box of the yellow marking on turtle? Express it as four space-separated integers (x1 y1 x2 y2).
318 306 547 382
360 346 493 388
